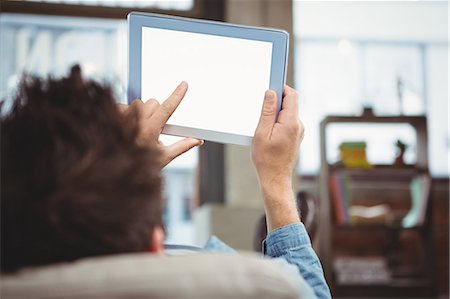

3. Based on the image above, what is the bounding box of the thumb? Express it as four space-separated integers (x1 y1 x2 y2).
162 138 204 167
255 90 278 135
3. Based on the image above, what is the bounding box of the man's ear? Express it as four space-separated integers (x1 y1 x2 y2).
149 226 165 254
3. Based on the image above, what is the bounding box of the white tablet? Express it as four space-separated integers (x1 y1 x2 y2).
128 12 289 145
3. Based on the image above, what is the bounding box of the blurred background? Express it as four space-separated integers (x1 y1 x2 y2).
0 0 448 298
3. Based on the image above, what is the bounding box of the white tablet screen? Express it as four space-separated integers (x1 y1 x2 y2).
141 27 273 137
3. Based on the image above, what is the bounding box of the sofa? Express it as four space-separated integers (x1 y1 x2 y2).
1 252 302 299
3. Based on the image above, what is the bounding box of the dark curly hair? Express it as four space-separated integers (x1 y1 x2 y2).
1 66 162 272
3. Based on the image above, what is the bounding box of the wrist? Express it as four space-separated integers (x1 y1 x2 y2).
258 170 292 189
260 178 292 200
258 176 301 232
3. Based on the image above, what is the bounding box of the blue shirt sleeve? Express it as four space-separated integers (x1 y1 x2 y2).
203 235 237 254
204 234 318 299
264 222 332 299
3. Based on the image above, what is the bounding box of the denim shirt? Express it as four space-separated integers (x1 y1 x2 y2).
204 222 331 299
263 223 331 299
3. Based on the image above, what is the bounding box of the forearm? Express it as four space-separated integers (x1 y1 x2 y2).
259 176 300 233
260 176 331 299
252 86 327 297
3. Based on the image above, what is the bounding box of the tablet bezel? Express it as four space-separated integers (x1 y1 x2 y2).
128 12 289 145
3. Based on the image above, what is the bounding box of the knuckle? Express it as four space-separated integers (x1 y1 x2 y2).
131 99 144 111
262 108 275 117
299 123 305 139
298 119 305 132
253 130 262 140
253 131 265 144
132 99 144 105
117 104 128 112
287 120 299 132
130 99 144 116
146 98 159 106
285 119 304 138
262 102 276 117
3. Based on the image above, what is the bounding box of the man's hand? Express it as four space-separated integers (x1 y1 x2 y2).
119 81 203 169
252 85 304 232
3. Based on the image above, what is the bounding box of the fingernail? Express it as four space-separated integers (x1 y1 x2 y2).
265 90 274 100
199 140 205 146
179 81 188 89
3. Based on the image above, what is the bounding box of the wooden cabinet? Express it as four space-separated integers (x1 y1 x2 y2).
318 115 436 298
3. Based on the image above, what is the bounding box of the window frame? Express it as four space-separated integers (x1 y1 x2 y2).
1 0 204 20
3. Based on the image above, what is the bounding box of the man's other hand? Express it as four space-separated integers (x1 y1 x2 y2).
119 81 203 169
251 85 304 232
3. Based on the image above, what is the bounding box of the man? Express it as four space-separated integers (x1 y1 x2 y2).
1 68 331 298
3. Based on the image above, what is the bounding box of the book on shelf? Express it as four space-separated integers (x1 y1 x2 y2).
402 174 431 228
329 168 430 227
330 171 351 225
349 204 393 225
330 169 395 226
333 256 392 285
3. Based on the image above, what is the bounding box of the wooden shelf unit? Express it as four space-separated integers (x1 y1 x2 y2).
317 115 435 298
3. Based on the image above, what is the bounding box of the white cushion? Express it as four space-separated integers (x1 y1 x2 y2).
1 253 300 299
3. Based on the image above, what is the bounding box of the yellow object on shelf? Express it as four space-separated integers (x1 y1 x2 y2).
339 141 373 169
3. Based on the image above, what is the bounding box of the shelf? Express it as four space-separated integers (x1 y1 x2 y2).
328 167 429 193
318 115 434 297
333 224 391 230
330 164 420 171
329 165 422 180
322 115 427 125
335 278 433 288
334 279 436 299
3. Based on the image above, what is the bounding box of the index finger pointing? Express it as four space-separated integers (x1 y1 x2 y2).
151 81 188 127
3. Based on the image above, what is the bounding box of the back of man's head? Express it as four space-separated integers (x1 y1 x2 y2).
1 67 162 272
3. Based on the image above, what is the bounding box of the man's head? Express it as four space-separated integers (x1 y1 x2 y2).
1 67 164 272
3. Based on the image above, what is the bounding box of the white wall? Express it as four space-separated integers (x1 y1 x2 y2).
294 1 448 42
426 46 449 176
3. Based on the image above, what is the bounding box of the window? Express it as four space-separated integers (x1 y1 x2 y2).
0 12 200 245
296 40 426 173
24 0 194 10
294 2 449 177
0 14 127 102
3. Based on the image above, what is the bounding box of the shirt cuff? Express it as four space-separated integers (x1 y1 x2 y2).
263 222 312 258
